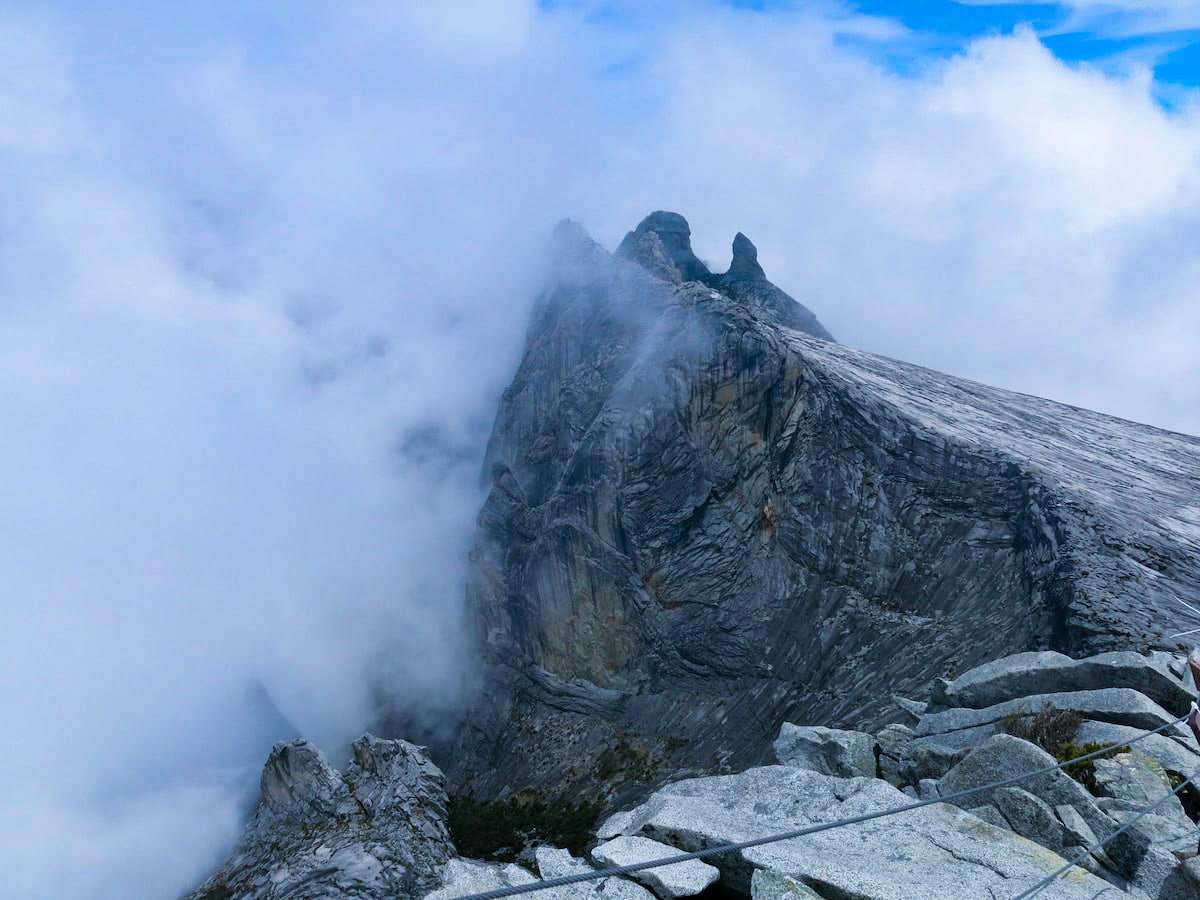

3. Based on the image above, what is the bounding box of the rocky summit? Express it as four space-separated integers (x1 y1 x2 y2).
447 211 1200 805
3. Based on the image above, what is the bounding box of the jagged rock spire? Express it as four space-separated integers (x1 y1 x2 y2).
726 231 765 280
611 210 833 339
616 211 711 282
187 736 454 899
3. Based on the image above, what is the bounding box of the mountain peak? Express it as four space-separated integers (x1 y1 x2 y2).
726 231 765 280
616 210 711 281
610 212 831 339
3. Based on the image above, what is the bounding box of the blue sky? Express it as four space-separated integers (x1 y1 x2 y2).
721 0 1200 92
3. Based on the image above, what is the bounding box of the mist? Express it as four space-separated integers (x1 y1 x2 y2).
2 2 1200 898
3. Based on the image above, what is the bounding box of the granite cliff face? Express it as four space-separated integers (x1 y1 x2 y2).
448 211 1200 804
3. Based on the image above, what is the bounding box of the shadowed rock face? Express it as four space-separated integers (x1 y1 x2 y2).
446 212 1200 804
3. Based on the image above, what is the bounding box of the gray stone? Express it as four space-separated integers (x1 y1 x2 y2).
917 778 940 800
601 764 1121 899
916 688 1177 738
899 740 972 784
188 736 455 900
1073 720 1200 780
876 723 913 785
774 723 877 778
1103 809 1198 899
1113 809 1196 848
941 650 1196 716
726 232 765 281
621 232 682 285
426 860 538 900
1052 806 1120 879
615 211 713 284
1092 751 1188 821
993 787 1067 851
1167 653 1190 680
891 695 928 720
909 724 998 751
591 836 719 898
598 810 640 841
937 734 1115 839
877 722 915 753
967 804 1010 830
534 847 588 879
1056 804 1101 849
532 846 657 900
749 869 822 900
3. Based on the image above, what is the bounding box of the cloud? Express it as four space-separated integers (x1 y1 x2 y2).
2 2 1200 897
580 12 1200 434
0 7 555 897
956 0 1200 36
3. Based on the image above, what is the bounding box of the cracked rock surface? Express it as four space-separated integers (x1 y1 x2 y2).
597 764 1123 899
591 835 720 898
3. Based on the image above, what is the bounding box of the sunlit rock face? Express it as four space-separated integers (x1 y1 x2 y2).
447 211 1200 804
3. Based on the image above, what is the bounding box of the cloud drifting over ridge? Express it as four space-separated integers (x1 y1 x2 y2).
2 2 1200 897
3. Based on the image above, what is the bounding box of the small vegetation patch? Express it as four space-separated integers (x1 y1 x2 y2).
596 738 658 783
996 705 1084 755
1166 771 1200 822
995 705 1128 792
447 794 604 862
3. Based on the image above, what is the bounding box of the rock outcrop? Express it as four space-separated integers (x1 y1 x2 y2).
188 736 454 900
190 652 1200 899
597 764 1124 899
891 651 1200 897
591 835 720 898
773 723 877 778
447 211 1200 804
590 650 1200 899
426 848 657 900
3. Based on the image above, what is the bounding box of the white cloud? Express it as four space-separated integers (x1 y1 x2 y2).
2 2 1200 897
958 0 1200 35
